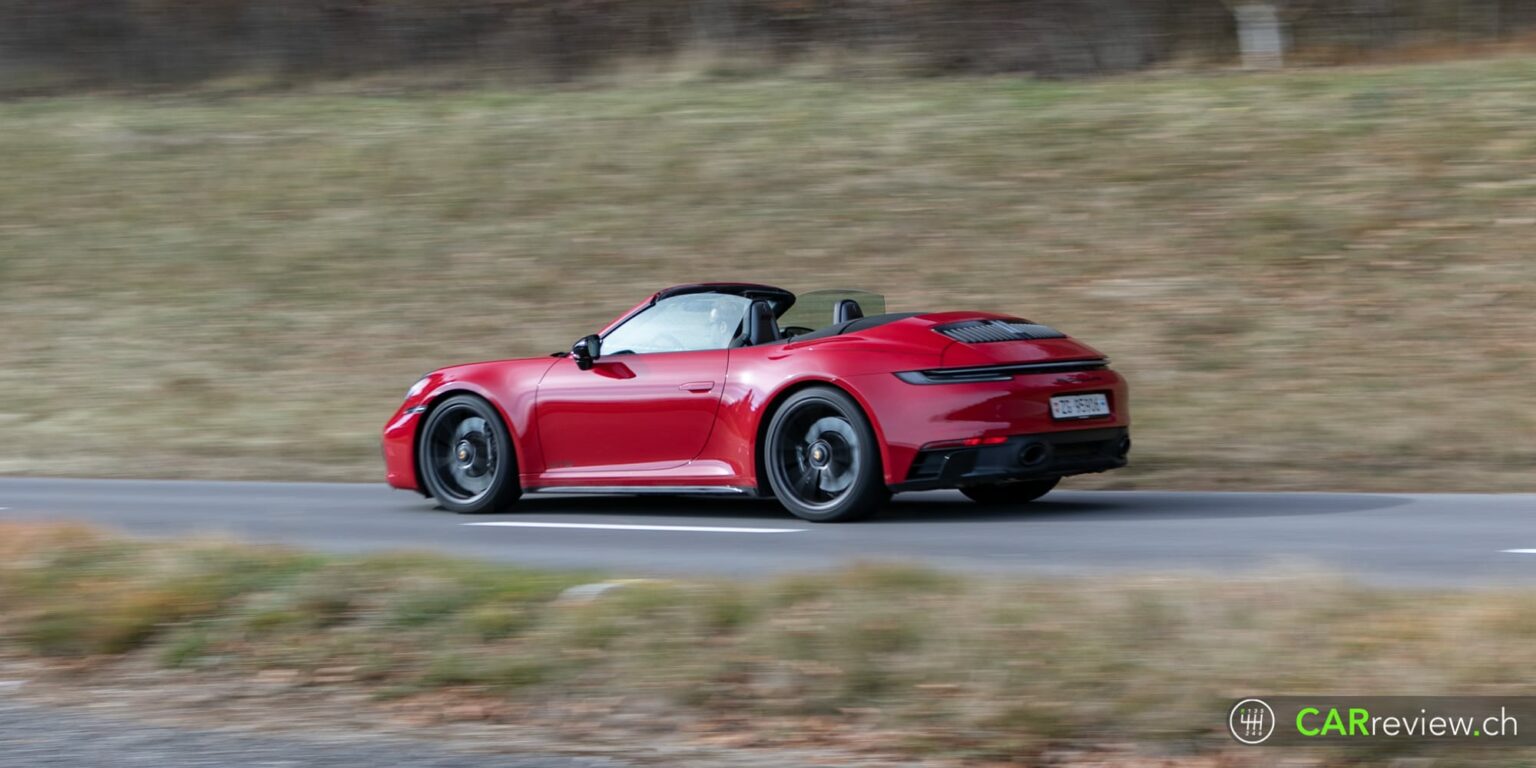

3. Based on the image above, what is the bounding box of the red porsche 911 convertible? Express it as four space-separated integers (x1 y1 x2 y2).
383 284 1129 522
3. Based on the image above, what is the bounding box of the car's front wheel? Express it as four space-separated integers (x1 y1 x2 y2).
960 477 1060 506
764 387 889 522
417 394 521 514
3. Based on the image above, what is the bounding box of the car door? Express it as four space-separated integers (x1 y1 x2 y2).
533 293 747 474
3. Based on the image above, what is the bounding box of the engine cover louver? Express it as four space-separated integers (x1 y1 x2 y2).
933 319 1068 343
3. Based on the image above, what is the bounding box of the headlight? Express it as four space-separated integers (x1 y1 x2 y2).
404 377 430 401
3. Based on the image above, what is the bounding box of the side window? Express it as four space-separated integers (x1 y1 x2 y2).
601 294 750 355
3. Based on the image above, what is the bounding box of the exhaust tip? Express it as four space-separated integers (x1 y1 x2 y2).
1117 436 1132 457
1018 442 1050 467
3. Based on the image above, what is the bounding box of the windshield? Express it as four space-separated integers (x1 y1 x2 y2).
601 293 751 355
778 289 887 333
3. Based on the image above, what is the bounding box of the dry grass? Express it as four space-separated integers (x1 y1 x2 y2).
1 58 1534 490
3 522 1536 763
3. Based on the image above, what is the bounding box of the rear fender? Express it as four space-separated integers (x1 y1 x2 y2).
747 377 898 491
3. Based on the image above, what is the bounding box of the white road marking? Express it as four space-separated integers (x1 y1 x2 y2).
1502 549 1536 554
464 521 805 534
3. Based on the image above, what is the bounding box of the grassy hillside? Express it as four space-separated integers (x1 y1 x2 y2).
1 58 1534 489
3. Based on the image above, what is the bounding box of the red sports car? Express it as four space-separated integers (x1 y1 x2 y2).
382 284 1129 522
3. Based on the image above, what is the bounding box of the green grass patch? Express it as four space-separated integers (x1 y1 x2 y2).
4 523 1536 762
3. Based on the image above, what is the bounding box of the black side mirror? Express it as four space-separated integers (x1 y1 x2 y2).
572 334 601 370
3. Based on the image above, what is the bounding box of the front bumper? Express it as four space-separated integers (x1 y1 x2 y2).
382 407 425 492
891 427 1129 491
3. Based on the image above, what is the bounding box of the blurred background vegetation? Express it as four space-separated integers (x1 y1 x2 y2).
0 1 1532 490
6 0 1536 89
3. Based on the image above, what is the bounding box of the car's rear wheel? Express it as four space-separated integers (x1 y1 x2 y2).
960 477 1060 506
417 395 521 514
764 387 888 522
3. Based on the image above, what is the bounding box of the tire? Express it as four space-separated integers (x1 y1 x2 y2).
416 394 522 514
960 477 1060 506
763 386 889 522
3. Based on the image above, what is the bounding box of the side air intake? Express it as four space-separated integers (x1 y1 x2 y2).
934 319 1068 343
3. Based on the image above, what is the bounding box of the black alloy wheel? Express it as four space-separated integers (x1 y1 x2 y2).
417 394 521 514
764 387 888 522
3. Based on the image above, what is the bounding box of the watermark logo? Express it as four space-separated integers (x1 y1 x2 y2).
1227 697 1536 746
1230 698 1276 744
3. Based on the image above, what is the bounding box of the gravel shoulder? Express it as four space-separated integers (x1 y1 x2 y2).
0 696 619 768
0 658 925 768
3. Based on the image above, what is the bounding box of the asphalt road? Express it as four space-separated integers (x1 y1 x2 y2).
2 478 1535 586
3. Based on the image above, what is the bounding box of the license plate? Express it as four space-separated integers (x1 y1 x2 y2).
1050 393 1110 420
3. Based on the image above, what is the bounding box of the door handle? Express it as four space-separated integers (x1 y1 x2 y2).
679 381 715 393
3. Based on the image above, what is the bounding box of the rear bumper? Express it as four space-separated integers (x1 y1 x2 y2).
848 365 1130 486
890 427 1129 492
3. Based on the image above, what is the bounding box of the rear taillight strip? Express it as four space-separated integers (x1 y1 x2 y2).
894 358 1108 384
